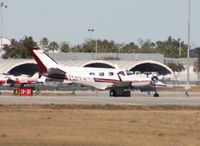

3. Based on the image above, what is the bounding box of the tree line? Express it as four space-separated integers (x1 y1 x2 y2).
2 35 200 83
2 36 191 59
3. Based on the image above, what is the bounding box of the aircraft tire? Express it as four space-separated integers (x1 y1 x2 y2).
154 92 159 97
109 90 115 97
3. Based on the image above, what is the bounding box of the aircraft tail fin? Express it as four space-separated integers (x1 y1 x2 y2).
29 48 58 74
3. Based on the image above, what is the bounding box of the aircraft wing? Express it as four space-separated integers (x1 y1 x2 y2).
47 68 66 79
112 81 132 88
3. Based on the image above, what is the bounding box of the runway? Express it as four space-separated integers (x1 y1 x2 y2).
0 91 200 106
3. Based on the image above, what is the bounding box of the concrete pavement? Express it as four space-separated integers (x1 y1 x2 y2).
0 91 200 106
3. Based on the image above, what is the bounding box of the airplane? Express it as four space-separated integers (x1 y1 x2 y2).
0 72 44 87
29 47 165 97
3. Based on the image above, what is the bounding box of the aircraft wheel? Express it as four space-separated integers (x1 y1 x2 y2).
109 90 115 97
154 92 159 97
122 91 131 97
72 90 76 95
185 91 189 97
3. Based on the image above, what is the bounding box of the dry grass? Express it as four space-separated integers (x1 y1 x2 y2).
160 86 200 92
0 105 200 146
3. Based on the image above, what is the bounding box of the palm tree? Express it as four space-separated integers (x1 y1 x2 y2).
40 37 49 51
60 42 70 52
48 41 59 52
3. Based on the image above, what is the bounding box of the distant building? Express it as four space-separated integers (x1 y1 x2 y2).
49 52 164 63
0 37 11 57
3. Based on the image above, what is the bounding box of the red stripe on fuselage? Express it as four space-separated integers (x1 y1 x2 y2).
0 80 6 84
94 78 119 83
132 80 150 83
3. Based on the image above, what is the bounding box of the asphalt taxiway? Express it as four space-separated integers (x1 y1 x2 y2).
0 91 200 106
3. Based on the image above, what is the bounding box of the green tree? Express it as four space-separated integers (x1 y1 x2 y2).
193 47 200 85
80 39 118 53
155 37 187 58
71 45 82 52
81 40 95 52
96 39 118 53
21 36 37 48
60 42 70 52
3 36 37 59
3 39 24 59
166 62 185 86
121 42 138 53
139 39 155 53
40 37 49 50
48 41 59 52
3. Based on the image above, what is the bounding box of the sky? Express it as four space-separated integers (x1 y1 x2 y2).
2 0 200 47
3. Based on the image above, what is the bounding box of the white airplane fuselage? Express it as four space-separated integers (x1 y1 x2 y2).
0 73 39 86
45 65 152 90
31 48 152 90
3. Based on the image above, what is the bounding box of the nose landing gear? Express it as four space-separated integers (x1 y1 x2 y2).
153 84 159 97
153 92 159 97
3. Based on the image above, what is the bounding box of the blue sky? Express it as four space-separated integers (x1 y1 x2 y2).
3 0 200 47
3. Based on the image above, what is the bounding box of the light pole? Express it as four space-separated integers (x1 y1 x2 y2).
88 28 98 59
178 40 182 56
0 2 7 56
185 0 191 95
88 28 94 39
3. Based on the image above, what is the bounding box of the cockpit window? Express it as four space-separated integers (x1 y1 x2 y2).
108 72 114 76
99 72 104 76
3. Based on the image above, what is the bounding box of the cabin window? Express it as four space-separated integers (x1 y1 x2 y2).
99 72 104 76
108 72 114 76
89 72 95 76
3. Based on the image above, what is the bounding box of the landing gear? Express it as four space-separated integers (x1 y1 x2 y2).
185 91 189 97
72 90 76 95
35 83 40 95
109 89 131 97
147 90 151 96
153 84 159 97
153 92 159 97
109 90 115 97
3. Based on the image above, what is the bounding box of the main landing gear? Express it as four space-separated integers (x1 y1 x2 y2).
153 85 159 97
109 89 131 97
153 92 159 97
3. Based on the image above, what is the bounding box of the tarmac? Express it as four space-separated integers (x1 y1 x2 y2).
0 90 200 106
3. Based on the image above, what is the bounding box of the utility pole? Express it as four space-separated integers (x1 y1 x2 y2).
185 0 191 96
88 28 98 59
178 41 182 56
0 2 7 56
